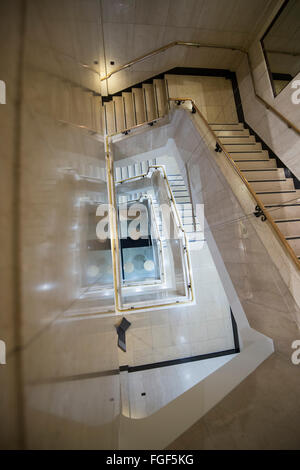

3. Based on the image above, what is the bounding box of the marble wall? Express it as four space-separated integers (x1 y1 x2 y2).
166 74 238 124
236 26 300 178
170 108 300 357
0 0 23 450
99 0 278 95
0 0 121 449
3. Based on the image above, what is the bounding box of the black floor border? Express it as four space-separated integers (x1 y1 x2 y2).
230 308 240 352
119 310 240 374
123 349 238 374
102 64 299 191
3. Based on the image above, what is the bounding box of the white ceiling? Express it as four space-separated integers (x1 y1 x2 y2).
99 0 281 94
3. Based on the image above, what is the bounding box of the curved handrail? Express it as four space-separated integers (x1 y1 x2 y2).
169 97 300 270
100 41 245 80
104 140 195 312
100 41 300 135
58 119 103 139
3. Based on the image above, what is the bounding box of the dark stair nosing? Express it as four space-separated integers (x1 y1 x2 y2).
265 203 300 207
234 159 272 163
230 151 264 154
256 190 297 195
247 179 287 183
241 169 279 172
224 143 258 146
275 219 300 223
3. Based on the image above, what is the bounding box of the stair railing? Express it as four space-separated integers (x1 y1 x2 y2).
104 139 195 313
100 41 300 136
169 97 300 270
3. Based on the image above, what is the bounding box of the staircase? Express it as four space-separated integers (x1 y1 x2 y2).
212 123 300 259
105 73 300 262
103 79 168 135
115 160 204 249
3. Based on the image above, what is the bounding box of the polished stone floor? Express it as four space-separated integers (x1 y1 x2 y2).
167 353 300 450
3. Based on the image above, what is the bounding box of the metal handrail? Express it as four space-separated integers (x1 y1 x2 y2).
100 41 300 135
104 140 194 313
169 97 300 270
104 101 300 314
100 41 246 80
58 119 103 138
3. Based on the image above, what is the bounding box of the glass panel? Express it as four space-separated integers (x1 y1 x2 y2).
114 168 192 310
261 0 300 97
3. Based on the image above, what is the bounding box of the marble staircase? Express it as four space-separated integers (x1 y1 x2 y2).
212 123 300 259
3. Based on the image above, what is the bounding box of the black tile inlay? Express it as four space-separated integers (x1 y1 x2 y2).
116 317 132 352
118 310 240 373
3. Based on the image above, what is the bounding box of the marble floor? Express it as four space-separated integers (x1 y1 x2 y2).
117 241 237 369
123 353 236 419
116 153 237 371
167 353 300 450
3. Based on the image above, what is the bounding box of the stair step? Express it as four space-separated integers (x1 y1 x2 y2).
141 161 148 173
219 136 256 144
93 95 103 133
153 79 167 118
173 191 189 197
184 224 202 233
275 221 300 237
167 175 184 181
120 167 129 180
242 169 285 180
71 86 84 126
236 160 277 170
104 100 116 135
172 196 190 203
232 151 269 160
143 83 158 122
211 123 244 131
225 143 262 152
270 206 300 220
181 216 196 225
258 191 300 206
122 92 135 128
170 182 186 187
215 129 250 137
178 209 193 217
176 203 192 210
132 88 146 125
251 180 294 192
113 96 126 133
127 165 135 178
115 167 122 181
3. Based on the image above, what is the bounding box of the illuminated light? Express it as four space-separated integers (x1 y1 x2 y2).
124 262 134 273
36 283 55 292
144 259 155 271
